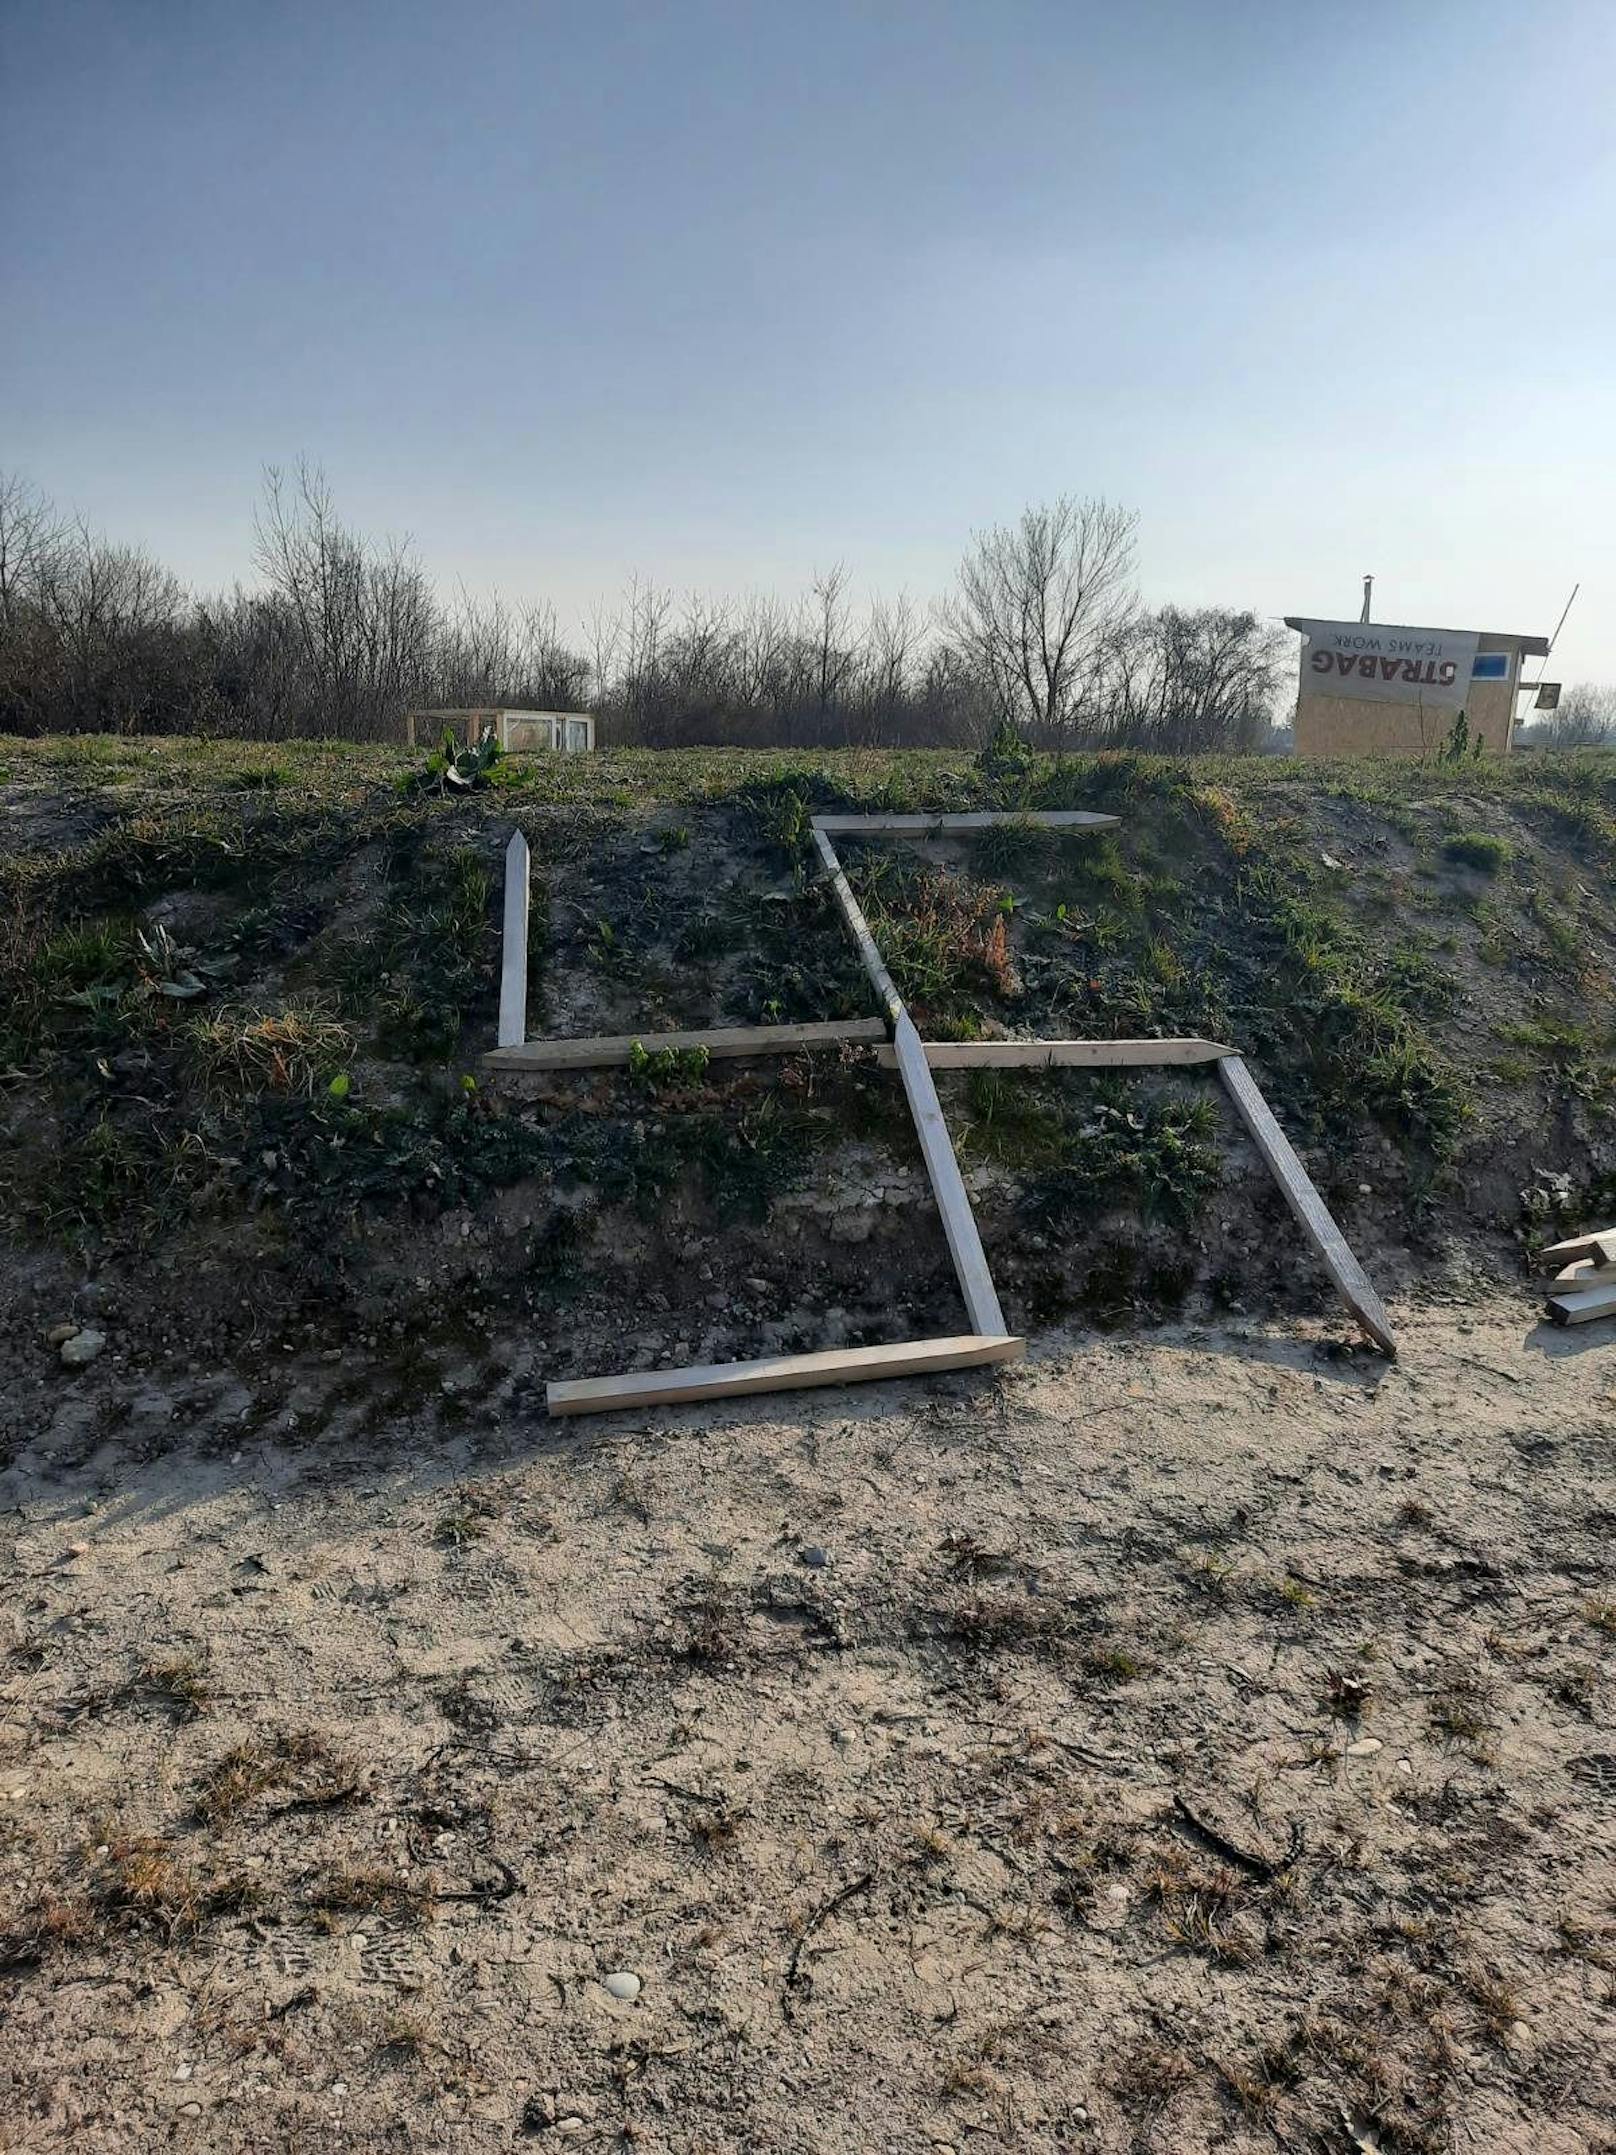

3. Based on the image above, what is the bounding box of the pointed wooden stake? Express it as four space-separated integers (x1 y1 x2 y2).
497 830 531 1051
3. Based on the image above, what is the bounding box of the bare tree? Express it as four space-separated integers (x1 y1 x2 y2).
0 473 66 627
252 461 435 736
805 564 855 740
858 592 923 742
1102 606 1285 752
945 496 1138 745
1537 682 1616 747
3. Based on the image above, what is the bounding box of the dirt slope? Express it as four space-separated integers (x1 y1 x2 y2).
0 739 1612 1394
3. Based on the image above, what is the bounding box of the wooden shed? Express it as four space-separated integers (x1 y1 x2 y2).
404 708 595 753
1285 617 1548 757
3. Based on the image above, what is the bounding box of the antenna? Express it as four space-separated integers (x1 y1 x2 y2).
1360 574 1373 624
1524 582 1580 699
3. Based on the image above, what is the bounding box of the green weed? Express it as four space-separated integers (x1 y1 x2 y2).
1443 830 1513 871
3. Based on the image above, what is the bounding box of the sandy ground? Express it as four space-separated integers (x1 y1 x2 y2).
2 1293 1613 2155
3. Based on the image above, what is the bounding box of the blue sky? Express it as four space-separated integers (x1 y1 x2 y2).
3 0 1613 684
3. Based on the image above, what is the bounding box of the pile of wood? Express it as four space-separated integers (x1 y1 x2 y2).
1542 1227 1616 1326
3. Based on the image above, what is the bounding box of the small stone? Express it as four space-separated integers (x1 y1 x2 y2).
1358 1183 1372 1196
178 2103 201 2118
1346 1737 1383 1758
827 1209 874 1245
602 1970 641 2001
174 2064 192 2082
60 1328 107 1368
800 1546 829 1570
46 1321 79 1346
62 1540 90 1560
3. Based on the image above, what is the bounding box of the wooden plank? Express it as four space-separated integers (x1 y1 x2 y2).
484 1017 885 1073
811 825 905 1024
877 1037 1234 1071
1539 1227 1616 1271
547 1332 1026 1416
1217 1054 1396 1357
891 1013 1007 1337
813 822 1008 1336
1552 1260 1616 1290
1545 1283 1616 1327
810 811 1121 835
497 830 531 1050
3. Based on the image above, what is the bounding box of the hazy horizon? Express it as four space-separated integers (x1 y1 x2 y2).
4 0 1611 692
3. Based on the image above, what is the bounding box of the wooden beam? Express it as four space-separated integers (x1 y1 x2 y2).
547 1332 1026 1416
1545 1283 1616 1327
1217 1054 1396 1358
497 830 531 1050
810 811 1121 835
812 823 1009 1335
891 1013 1007 1337
484 1017 886 1073
811 824 905 1024
878 1037 1234 1071
1540 1227 1616 1271
1551 1259 1616 1290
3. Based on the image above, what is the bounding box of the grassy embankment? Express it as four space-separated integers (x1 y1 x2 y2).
0 734 1611 1343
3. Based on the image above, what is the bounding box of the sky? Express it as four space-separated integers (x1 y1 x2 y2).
3 0 1613 687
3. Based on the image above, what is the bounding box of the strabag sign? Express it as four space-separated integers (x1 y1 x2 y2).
1293 619 1481 710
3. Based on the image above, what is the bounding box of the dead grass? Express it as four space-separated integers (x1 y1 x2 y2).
1427 1669 1497 1754
107 1652 210 1721
668 1573 744 1664
1 1828 262 1969
913 1585 1079 1659
191 1730 339 1826
1142 1848 1261 1966
1101 2031 1199 2118
188 1003 355 1095
302 1862 426 1929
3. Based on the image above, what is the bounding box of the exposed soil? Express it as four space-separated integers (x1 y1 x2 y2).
2 1296 1612 2153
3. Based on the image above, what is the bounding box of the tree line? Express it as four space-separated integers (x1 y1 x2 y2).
0 465 1308 751
1521 682 1616 749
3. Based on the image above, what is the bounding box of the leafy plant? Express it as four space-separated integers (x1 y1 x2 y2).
404 725 504 797
626 1039 711 1091
1021 1083 1223 1229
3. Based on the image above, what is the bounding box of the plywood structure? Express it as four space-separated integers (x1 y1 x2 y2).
1286 622 1548 760
404 708 595 753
